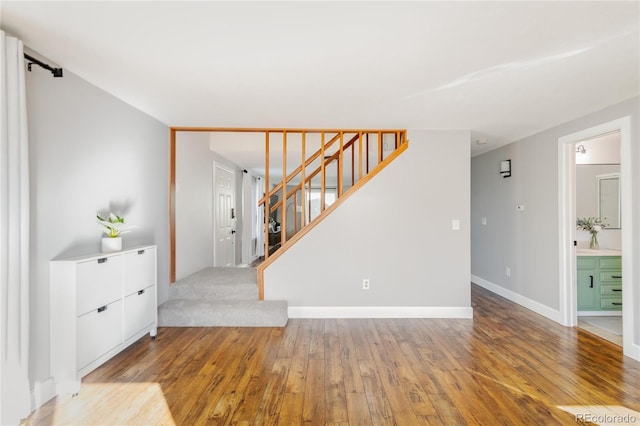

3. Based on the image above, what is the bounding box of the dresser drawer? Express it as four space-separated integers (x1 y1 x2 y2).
123 285 156 341
600 298 622 310
77 299 123 370
123 248 156 296
76 256 123 315
577 257 597 269
599 257 622 269
601 285 622 296
600 271 622 283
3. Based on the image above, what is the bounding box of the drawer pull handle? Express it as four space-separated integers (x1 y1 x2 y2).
138 289 145 295
612 302 622 306
97 305 108 313
611 275 622 279
138 250 145 255
612 289 622 292
97 258 108 264
589 275 594 288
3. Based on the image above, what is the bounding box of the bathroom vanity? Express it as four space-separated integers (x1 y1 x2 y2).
577 249 622 313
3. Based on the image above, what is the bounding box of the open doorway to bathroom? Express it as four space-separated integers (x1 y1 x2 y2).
574 130 622 345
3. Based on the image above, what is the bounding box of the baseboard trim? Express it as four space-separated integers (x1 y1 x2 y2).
578 311 622 317
31 378 56 412
288 306 473 319
626 342 640 361
471 274 562 323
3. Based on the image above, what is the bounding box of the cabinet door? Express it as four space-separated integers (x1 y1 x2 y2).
76 255 123 316
577 269 598 310
124 285 156 341
123 248 156 296
77 299 123 370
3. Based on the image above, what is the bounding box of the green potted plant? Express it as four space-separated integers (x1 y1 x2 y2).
97 213 131 252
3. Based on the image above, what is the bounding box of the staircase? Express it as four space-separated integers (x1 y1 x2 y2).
158 267 288 327
257 129 408 299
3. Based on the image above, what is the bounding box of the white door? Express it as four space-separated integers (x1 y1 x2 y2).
213 164 235 267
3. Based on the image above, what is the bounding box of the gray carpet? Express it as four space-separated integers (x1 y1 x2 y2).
579 316 622 336
159 267 288 327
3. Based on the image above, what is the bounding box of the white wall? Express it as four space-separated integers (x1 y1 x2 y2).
175 132 244 280
471 97 639 348
26 54 169 401
264 130 471 314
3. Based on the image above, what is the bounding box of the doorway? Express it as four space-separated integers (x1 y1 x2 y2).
574 131 622 345
558 117 637 360
213 162 236 267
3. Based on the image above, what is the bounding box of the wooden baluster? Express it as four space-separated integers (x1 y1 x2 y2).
366 133 369 174
320 132 326 213
264 131 270 259
359 131 363 181
301 131 306 228
351 135 355 187
378 131 383 164
281 131 287 246
338 131 344 198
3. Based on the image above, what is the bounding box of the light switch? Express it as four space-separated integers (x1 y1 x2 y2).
481 217 487 225
452 219 460 230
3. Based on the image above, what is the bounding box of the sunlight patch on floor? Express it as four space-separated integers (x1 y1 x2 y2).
557 405 640 425
50 382 175 425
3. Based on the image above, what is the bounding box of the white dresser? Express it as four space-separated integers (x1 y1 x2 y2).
50 245 157 395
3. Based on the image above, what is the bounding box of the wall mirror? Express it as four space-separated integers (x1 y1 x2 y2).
576 164 621 229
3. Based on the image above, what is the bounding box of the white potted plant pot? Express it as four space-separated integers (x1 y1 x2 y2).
102 237 122 253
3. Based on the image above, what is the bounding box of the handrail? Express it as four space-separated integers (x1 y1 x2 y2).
258 132 342 206
265 133 360 213
257 137 408 299
259 128 407 263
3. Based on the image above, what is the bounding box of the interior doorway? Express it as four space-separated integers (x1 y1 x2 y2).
558 117 637 360
573 131 622 345
213 162 236 267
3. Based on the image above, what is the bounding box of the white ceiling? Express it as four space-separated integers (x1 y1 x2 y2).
1 1 638 157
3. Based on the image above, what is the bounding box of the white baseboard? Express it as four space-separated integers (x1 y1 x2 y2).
288 306 473 319
31 378 56 411
625 342 640 361
578 311 622 317
471 274 562 323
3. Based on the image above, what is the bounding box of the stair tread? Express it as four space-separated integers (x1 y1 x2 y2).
175 267 257 286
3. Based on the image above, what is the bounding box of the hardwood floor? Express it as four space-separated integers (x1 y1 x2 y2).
25 285 640 425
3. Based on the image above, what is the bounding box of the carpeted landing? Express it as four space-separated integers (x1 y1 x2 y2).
158 267 288 327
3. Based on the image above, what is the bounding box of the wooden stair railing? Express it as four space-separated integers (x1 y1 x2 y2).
257 129 408 299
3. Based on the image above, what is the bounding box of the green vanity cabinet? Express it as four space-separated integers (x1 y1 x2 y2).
577 255 622 312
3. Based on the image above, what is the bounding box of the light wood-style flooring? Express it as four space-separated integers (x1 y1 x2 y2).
24 285 640 425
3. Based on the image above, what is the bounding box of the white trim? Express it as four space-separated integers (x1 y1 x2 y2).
578 311 622 317
557 117 637 361
471 275 562 323
288 306 473 319
30 378 56 411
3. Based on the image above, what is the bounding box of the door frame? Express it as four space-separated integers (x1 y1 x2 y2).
557 116 637 359
212 161 236 267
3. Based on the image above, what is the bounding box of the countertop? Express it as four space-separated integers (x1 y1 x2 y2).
576 248 622 257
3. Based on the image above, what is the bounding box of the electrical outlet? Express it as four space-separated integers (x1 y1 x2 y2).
362 279 370 290
505 267 511 277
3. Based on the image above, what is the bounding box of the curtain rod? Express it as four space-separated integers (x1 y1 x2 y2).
23 53 63 77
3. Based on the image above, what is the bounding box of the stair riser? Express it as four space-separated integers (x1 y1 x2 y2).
170 284 257 301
